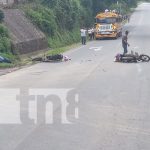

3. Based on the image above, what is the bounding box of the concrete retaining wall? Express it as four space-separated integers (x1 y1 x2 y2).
3 9 48 54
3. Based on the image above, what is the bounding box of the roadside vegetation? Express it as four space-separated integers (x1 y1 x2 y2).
22 0 140 50
0 10 15 68
0 24 11 53
0 10 11 54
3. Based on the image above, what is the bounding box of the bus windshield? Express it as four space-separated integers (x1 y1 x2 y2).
96 18 116 24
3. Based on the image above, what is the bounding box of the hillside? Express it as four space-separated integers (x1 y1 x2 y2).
0 0 140 57
3 9 48 54
22 0 140 48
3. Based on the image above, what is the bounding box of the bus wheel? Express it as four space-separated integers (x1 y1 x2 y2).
114 34 118 39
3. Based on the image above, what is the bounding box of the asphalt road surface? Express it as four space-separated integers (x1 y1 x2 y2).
0 3 150 150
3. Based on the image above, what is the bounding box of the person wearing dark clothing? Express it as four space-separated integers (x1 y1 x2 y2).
88 28 92 40
91 28 95 40
122 30 130 54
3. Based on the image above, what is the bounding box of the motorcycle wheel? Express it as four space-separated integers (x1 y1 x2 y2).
140 55 150 62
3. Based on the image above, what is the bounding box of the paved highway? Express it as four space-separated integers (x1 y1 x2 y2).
0 3 150 150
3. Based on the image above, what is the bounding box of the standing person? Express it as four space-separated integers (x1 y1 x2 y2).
91 27 95 40
80 27 87 45
88 28 92 40
127 15 130 23
122 30 130 55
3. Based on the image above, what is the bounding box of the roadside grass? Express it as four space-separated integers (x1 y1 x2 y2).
46 43 81 56
0 53 19 68
0 63 15 68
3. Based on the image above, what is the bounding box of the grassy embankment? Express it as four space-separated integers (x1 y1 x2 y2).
0 9 20 68
0 23 18 68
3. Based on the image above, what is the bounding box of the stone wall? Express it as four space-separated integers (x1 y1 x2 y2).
3 9 48 54
0 0 27 6
12 38 48 54
0 0 14 6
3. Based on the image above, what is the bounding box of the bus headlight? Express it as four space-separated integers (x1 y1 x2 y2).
112 24 116 30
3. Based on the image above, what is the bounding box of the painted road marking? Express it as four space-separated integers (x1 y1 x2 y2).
89 46 103 51
136 64 142 73
133 46 139 50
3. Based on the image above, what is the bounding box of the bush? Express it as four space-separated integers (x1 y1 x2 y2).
0 37 11 53
0 24 9 37
48 29 80 48
24 4 81 48
25 6 57 36
23 0 140 50
0 24 11 53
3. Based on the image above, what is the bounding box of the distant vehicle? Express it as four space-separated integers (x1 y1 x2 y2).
95 10 123 39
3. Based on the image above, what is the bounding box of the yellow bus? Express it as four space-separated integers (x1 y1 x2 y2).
95 11 123 39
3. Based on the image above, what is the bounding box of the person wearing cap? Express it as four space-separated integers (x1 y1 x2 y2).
122 30 130 54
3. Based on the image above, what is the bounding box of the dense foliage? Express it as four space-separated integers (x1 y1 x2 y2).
23 0 140 48
0 10 11 55
92 0 139 14
0 24 11 53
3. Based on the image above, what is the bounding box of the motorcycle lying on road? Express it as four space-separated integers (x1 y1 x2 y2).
32 54 63 62
114 51 150 63
32 54 70 62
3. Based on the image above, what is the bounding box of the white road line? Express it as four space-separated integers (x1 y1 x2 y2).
75 94 79 119
89 46 103 51
136 64 142 73
133 46 139 50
